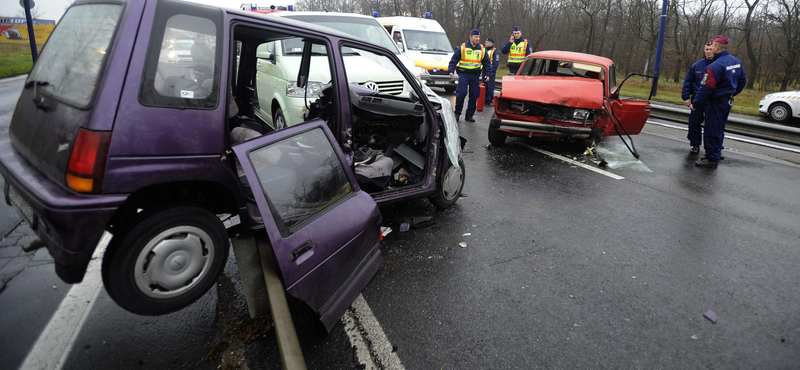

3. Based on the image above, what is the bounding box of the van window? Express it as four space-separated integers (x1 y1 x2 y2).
402 30 452 52
26 4 123 108
140 0 222 109
281 15 399 55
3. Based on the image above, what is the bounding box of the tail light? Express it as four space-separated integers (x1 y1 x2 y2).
66 129 112 193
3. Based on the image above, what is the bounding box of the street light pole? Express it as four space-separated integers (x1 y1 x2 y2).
650 0 668 96
22 0 38 63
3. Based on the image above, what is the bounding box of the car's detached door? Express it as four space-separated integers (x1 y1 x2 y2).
232 119 382 331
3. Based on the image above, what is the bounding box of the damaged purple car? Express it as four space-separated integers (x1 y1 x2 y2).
0 0 464 330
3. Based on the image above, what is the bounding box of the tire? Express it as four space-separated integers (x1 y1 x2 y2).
273 107 286 130
102 206 229 316
768 102 791 123
429 158 465 209
444 86 456 93
488 125 507 146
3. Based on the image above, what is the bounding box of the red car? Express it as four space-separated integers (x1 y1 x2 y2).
489 51 651 147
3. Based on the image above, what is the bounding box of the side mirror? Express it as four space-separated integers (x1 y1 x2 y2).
610 86 620 99
256 51 274 62
396 41 405 52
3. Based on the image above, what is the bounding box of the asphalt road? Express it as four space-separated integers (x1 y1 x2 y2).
1 78 799 369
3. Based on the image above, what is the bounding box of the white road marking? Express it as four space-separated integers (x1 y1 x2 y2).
20 233 110 370
646 120 800 154
342 294 404 370
516 142 625 180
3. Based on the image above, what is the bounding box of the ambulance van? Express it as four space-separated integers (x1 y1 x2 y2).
379 16 458 92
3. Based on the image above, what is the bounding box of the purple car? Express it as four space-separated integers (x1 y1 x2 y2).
0 0 465 329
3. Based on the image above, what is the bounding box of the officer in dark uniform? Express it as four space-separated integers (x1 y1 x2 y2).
500 26 533 75
682 39 716 154
484 37 500 106
691 35 747 168
449 29 491 122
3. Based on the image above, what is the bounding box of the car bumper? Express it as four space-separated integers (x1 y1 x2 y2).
490 117 593 138
421 75 457 87
0 141 126 279
758 100 768 114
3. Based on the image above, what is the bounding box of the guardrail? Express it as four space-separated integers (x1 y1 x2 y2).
492 78 800 146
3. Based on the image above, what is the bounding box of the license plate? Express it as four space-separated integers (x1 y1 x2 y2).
434 81 449 85
8 185 35 225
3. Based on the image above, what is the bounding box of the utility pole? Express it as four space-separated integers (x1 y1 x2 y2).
651 0 668 96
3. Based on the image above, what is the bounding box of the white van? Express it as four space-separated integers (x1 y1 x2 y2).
253 12 418 130
378 16 457 92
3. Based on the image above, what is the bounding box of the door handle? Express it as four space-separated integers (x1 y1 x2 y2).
291 241 314 261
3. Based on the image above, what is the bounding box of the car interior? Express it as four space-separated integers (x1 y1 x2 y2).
229 26 434 201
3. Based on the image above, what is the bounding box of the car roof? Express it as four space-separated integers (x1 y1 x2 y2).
377 17 446 31
271 11 377 20
226 7 376 46
528 50 613 67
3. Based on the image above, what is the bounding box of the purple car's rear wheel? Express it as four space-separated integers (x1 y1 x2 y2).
102 206 229 316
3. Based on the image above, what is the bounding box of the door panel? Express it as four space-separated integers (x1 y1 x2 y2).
609 99 650 136
232 119 382 328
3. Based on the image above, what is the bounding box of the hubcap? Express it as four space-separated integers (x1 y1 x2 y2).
771 106 788 121
275 115 285 130
441 164 464 201
134 226 214 299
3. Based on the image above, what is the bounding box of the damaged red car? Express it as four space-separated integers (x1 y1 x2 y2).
489 51 651 147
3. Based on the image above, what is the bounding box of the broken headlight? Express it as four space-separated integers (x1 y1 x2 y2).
573 109 591 120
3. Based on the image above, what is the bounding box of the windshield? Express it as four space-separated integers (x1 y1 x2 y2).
283 15 400 54
523 58 605 80
402 30 452 52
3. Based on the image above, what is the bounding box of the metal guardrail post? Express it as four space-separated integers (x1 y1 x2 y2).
257 236 308 370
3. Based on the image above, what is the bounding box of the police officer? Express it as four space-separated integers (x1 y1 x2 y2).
484 37 500 106
682 39 716 154
500 26 533 75
691 35 747 168
449 29 491 122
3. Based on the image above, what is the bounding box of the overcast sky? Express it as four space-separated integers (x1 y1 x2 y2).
1 0 296 23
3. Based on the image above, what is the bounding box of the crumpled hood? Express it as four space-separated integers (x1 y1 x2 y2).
500 76 605 109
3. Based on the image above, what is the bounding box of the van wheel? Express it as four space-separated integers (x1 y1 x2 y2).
488 126 507 146
274 108 286 130
102 206 229 316
430 158 465 209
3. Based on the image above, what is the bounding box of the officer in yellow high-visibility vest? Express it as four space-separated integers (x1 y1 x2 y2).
500 26 533 75
448 28 491 122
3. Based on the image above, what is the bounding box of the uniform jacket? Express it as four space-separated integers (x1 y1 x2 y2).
500 38 533 65
681 58 712 101
693 51 747 106
448 41 492 78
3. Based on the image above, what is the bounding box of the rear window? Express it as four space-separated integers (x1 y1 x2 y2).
26 4 123 108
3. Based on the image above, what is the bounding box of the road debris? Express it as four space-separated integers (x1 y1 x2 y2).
459 242 467 248
462 233 472 236
704 310 718 324
691 334 698 340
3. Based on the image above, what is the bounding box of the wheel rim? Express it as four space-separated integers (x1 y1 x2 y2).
441 164 464 201
275 114 285 130
771 106 788 121
134 226 215 299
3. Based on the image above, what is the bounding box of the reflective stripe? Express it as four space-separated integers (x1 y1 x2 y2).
487 48 495 63
509 40 527 64
458 43 484 70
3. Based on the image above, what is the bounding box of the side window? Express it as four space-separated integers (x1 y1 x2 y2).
393 31 402 43
140 0 222 109
247 127 353 232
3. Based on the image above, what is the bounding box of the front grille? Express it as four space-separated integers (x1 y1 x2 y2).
498 99 596 124
360 80 404 95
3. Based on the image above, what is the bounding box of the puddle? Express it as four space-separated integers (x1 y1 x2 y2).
595 141 653 173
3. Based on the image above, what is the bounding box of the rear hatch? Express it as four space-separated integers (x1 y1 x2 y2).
9 3 124 186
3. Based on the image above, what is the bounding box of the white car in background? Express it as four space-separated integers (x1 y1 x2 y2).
253 12 420 130
759 90 800 123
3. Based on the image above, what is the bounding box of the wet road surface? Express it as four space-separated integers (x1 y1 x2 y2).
1 79 799 369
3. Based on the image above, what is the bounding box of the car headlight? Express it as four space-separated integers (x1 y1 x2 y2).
287 81 323 98
417 67 429 75
573 109 591 120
